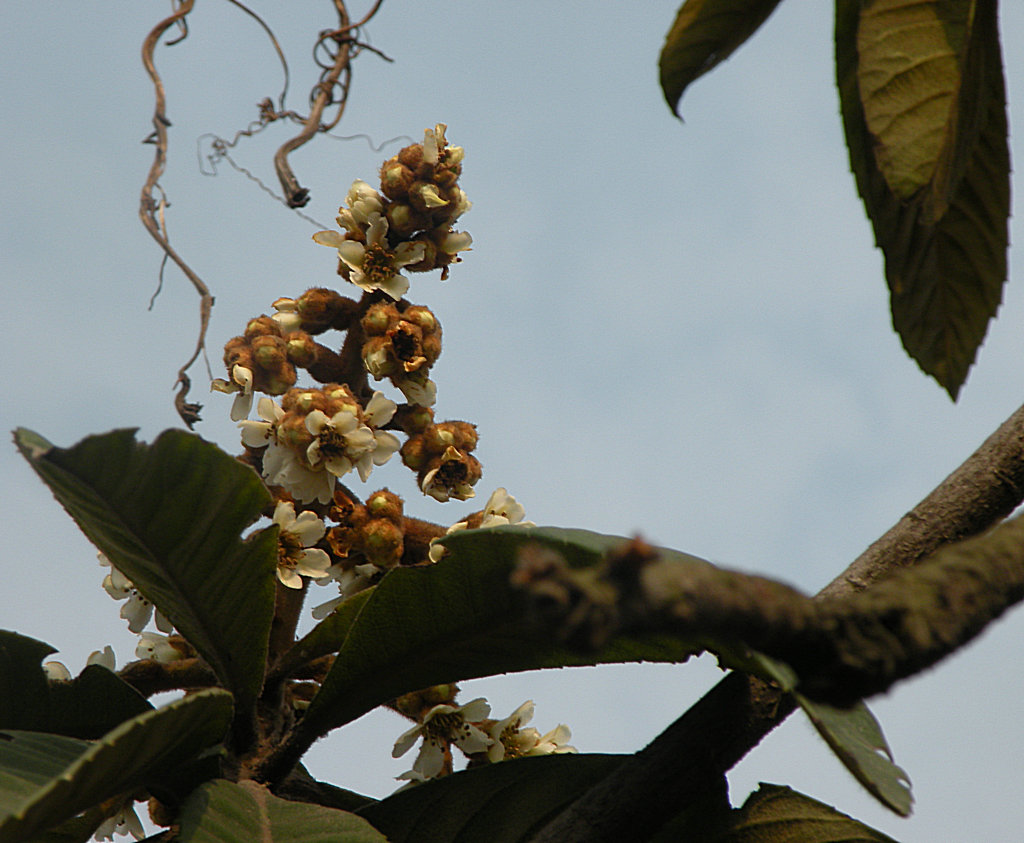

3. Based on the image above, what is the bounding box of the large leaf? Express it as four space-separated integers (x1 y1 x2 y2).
358 754 626 843
0 631 152 740
719 783 898 842
15 428 277 715
300 527 706 735
749 652 912 817
0 689 233 843
659 0 784 116
177 779 385 843
836 0 1009 398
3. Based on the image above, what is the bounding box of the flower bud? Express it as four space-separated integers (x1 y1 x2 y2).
366 488 403 522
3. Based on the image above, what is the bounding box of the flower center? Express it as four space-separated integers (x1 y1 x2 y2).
278 530 304 570
362 242 397 286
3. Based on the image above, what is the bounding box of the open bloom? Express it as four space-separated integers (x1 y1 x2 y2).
94 803 145 841
99 554 172 633
393 698 492 780
306 392 400 483
313 213 425 300
210 364 255 421
136 632 183 664
487 700 576 762
429 487 534 562
272 501 331 588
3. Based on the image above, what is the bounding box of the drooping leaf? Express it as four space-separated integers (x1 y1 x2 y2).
301 527 705 735
795 693 912 817
0 631 152 740
720 783 898 841
0 689 233 843
15 428 277 716
835 0 1009 398
177 779 386 843
748 651 912 817
358 754 626 843
659 0 784 116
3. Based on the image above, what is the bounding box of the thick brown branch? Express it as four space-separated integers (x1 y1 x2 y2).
531 398 1024 842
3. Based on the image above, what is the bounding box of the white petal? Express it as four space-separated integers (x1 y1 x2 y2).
365 392 398 426
257 397 284 423
272 501 297 530
414 739 446 779
305 409 331 435
455 723 492 755
377 272 411 301
230 390 255 421
337 240 366 270
43 661 72 680
372 431 401 465
296 548 332 577
393 724 425 758
459 698 491 721
277 567 304 589
289 510 327 546
441 231 473 254
324 454 354 478
86 645 116 671
312 230 346 248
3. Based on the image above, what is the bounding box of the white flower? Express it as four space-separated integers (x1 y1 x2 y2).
428 487 533 562
488 700 535 762
210 365 255 421
421 446 476 503
93 803 145 841
87 645 116 671
306 393 400 483
522 723 576 756
43 661 71 681
440 230 473 255
239 396 284 450
393 698 492 780
313 213 425 301
311 563 380 618
136 632 183 664
272 502 332 588
99 554 172 633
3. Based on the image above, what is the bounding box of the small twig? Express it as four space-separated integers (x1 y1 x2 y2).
139 0 210 429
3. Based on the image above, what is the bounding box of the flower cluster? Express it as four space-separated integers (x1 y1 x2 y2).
313 124 472 300
392 697 575 784
362 301 441 407
240 386 400 504
400 420 481 502
428 487 535 562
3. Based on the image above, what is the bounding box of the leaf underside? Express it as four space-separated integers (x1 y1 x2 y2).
836 0 1009 399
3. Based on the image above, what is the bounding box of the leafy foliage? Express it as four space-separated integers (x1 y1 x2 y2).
659 0 784 115
358 754 626 843
15 428 278 717
177 780 386 842
0 690 232 843
0 630 151 740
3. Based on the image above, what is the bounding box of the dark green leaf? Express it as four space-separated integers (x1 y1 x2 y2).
271 589 374 681
14 428 277 715
301 527 704 735
719 783 899 841
659 0 784 116
742 651 912 817
835 0 1009 398
0 689 233 843
358 754 625 843
0 631 152 740
794 693 912 818
178 779 386 843
0 633 54 733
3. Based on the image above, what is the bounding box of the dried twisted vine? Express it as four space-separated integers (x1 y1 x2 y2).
139 0 210 428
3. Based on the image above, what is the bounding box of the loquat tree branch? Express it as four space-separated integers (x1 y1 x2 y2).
531 398 1024 842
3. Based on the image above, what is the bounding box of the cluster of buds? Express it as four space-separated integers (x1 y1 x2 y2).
362 301 441 407
400 420 481 502
312 124 472 300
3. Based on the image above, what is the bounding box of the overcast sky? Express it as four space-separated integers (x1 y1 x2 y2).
3 2 1024 839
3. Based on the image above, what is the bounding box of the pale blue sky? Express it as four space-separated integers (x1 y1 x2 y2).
4 2 1024 839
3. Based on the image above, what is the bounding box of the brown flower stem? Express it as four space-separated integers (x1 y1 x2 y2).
530 398 1024 842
